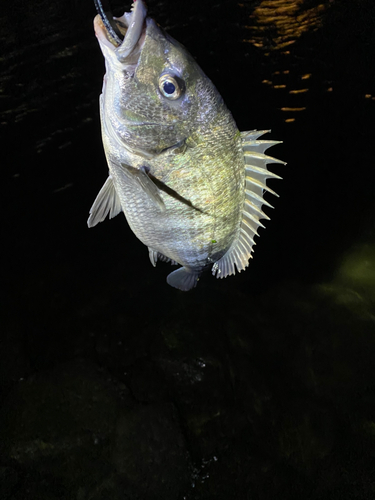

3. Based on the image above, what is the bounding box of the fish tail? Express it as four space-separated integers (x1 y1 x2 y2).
166 267 200 291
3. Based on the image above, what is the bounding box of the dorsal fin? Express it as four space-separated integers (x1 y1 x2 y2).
212 130 284 279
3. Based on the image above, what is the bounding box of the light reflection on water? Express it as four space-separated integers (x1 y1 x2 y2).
241 0 335 123
243 0 332 51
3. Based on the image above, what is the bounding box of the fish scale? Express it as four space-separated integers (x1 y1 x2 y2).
88 0 283 291
113 117 243 269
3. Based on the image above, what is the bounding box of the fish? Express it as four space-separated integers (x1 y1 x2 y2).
87 0 284 291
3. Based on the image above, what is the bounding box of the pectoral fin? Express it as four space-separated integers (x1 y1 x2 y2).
87 175 122 228
120 164 165 212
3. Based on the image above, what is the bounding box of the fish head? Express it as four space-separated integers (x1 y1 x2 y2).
94 0 221 158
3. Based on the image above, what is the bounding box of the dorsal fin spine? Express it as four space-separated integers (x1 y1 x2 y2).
212 130 283 280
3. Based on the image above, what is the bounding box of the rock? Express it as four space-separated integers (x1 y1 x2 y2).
0 467 18 499
0 359 125 498
112 403 190 499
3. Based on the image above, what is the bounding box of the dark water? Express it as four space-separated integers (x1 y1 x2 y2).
2 0 375 498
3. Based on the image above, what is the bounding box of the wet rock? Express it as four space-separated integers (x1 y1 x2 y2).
0 358 192 499
334 243 375 303
0 359 126 498
128 358 169 403
112 403 190 499
156 320 236 458
0 359 124 458
275 398 335 471
0 466 18 499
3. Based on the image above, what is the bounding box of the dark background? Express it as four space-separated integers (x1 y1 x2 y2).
1 0 375 498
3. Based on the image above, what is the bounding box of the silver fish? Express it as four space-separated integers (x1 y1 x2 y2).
88 0 284 291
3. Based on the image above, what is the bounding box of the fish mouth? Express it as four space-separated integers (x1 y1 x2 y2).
94 0 147 63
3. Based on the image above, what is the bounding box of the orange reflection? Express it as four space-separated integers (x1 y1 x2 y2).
281 107 306 112
289 89 309 94
243 0 330 50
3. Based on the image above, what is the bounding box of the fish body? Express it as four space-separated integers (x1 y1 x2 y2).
88 0 283 291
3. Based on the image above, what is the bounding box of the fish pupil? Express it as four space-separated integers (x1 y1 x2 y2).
163 81 176 95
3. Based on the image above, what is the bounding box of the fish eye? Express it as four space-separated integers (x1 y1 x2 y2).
158 74 183 100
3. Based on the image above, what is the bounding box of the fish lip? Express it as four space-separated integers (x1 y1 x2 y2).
93 0 123 46
94 14 118 52
94 0 147 63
